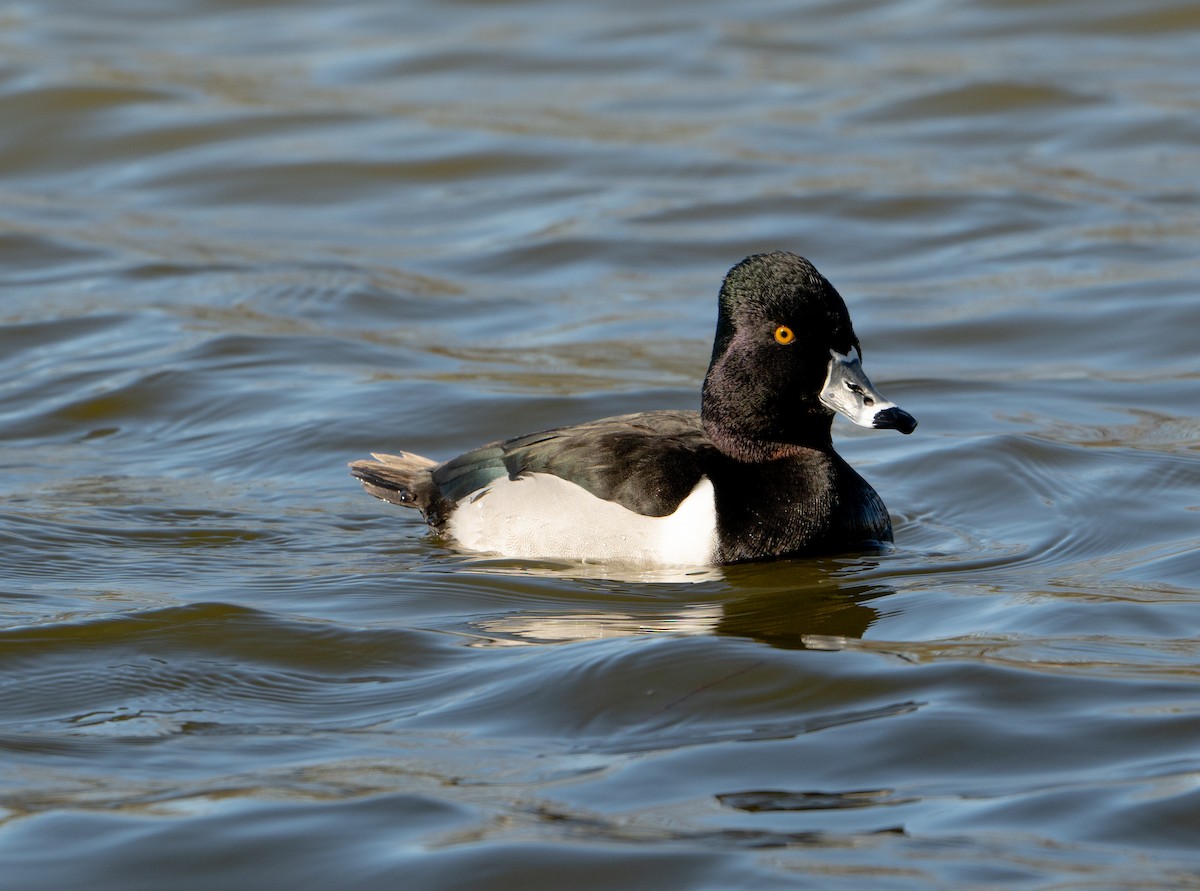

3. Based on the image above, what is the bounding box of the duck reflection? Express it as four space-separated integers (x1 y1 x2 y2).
715 580 885 650
461 557 890 650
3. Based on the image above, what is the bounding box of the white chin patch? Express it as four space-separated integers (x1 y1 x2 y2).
446 473 719 567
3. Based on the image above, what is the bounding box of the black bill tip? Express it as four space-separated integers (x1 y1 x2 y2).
873 406 917 435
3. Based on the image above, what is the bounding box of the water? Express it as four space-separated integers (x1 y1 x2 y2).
2 0 1199 887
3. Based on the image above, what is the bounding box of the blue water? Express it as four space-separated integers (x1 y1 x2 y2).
2 0 1199 887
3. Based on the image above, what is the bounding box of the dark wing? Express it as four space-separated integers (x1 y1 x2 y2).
432 410 718 517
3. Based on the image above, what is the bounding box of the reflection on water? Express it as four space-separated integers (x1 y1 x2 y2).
717 581 885 649
3 0 1200 887
467 565 889 648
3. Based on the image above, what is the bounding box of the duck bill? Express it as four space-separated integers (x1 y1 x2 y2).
819 349 917 434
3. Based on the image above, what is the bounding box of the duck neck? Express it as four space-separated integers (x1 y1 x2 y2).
701 405 834 463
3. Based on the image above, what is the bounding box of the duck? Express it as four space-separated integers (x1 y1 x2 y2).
349 252 916 566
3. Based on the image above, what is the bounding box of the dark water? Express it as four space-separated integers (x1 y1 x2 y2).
3 0 1200 887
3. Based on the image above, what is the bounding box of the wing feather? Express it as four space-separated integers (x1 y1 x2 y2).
433 410 716 517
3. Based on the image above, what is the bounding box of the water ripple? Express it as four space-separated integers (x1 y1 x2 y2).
3 0 1200 887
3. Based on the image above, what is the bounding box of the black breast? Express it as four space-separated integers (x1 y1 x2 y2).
709 450 892 563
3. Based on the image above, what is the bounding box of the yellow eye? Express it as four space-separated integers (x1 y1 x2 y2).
774 325 795 345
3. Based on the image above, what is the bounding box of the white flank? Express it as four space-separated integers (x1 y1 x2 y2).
446 473 718 567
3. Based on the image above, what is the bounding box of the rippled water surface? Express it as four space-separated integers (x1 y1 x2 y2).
3 0 1200 887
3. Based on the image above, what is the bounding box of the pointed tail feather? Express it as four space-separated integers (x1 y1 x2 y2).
348 452 438 509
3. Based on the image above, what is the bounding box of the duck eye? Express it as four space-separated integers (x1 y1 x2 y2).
773 325 795 345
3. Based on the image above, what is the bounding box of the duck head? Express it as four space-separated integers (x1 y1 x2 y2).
701 252 916 461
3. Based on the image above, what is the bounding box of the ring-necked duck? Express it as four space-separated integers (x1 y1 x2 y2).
350 252 916 565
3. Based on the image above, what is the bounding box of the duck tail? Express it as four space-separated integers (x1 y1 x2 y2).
348 452 438 510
